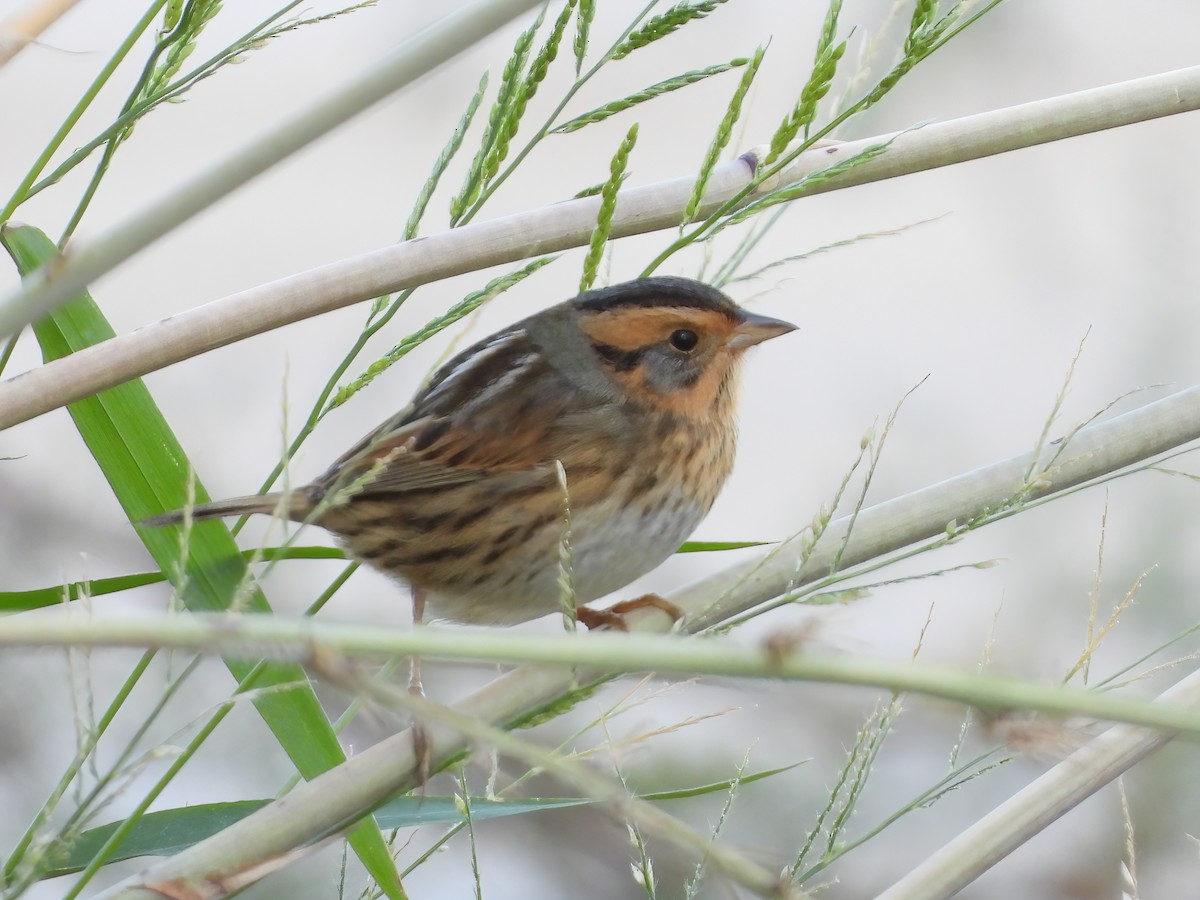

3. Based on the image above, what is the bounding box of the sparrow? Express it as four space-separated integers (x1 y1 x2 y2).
146 276 795 629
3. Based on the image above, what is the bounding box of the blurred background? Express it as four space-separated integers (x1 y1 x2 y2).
2 0 1200 896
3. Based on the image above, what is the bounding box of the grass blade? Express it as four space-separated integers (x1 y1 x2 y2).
405 72 489 240
580 123 638 291
679 45 764 227
764 0 845 165
1 224 404 898
450 12 543 224
574 0 595 74
1 547 348 613
676 540 770 553
46 764 801 878
612 0 732 60
552 58 747 134
1 542 757 612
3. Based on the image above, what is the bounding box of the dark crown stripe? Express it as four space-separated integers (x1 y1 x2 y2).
575 276 738 316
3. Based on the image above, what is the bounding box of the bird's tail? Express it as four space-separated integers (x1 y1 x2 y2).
141 490 313 527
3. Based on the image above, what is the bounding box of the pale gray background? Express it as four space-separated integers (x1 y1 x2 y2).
2 1 1200 897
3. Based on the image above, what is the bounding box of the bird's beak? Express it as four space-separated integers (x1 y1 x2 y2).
729 310 797 349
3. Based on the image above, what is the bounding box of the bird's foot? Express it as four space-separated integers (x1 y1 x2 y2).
576 593 683 631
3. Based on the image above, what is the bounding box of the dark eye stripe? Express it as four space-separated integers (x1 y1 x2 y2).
592 342 643 372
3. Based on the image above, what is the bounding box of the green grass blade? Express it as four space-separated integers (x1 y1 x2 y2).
676 540 771 553
680 44 764 228
704 134 897 241
580 123 637 292
405 72 489 240
0 2 166 225
42 798 583 878
639 762 802 800
551 58 747 134
1 547 348 613
46 764 801 878
38 801 271 880
499 0 575 156
573 0 595 74
19 2 311 207
2 572 166 612
763 0 844 165
611 0 732 60
1 224 404 898
449 12 542 224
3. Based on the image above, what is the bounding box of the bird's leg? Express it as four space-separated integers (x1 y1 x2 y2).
576 593 684 631
410 587 431 789
409 587 426 698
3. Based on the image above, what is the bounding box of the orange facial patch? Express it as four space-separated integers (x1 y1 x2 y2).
581 306 743 419
580 306 737 351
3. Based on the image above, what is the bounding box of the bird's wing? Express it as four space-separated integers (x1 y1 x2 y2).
313 327 594 497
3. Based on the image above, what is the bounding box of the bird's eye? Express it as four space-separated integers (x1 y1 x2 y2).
668 329 699 352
